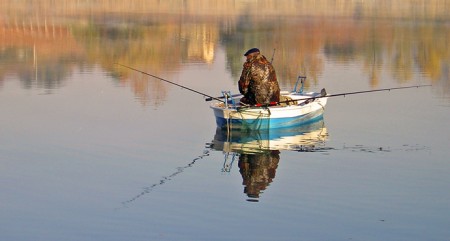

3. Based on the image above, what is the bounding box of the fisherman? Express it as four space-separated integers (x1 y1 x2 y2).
238 48 281 105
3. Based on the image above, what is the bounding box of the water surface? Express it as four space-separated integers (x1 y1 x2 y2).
1 1 449 240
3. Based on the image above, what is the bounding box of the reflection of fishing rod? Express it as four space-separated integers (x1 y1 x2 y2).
243 85 432 108
115 63 224 102
119 150 210 208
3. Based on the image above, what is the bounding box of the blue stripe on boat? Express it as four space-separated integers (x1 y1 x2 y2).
215 110 324 130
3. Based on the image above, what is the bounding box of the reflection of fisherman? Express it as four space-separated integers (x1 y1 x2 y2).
238 48 281 105
238 150 280 201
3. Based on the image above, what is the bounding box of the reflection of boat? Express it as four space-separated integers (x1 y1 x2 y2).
208 118 328 202
210 77 327 130
210 118 328 154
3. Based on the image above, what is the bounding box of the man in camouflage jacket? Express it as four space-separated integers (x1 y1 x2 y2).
238 48 280 105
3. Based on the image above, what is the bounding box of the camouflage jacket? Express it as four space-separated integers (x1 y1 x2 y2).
238 54 280 105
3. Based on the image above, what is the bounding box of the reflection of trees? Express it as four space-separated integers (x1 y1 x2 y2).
1 1 450 99
71 18 219 106
222 16 325 89
222 15 450 91
72 22 180 106
416 24 450 83
318 18 449 87
361 20 384 87
0 23 83 91
18 60 71 91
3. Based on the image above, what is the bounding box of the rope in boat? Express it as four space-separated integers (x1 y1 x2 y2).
229 107 271 130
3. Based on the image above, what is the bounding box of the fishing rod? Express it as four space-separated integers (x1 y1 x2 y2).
205 93 242 102
270 48 276 64
241 84 432 108
323 85 431 99
115 63 224 102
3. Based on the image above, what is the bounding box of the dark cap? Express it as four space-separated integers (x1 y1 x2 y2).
244 48 260 56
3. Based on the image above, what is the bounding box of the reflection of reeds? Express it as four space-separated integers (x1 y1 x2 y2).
0 21 83 89
2 0 450 19
0 23 82 58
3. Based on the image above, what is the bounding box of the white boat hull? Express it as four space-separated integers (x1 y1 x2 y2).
210 91 328 130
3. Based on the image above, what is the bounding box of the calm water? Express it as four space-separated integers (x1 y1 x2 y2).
1 1 450 241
